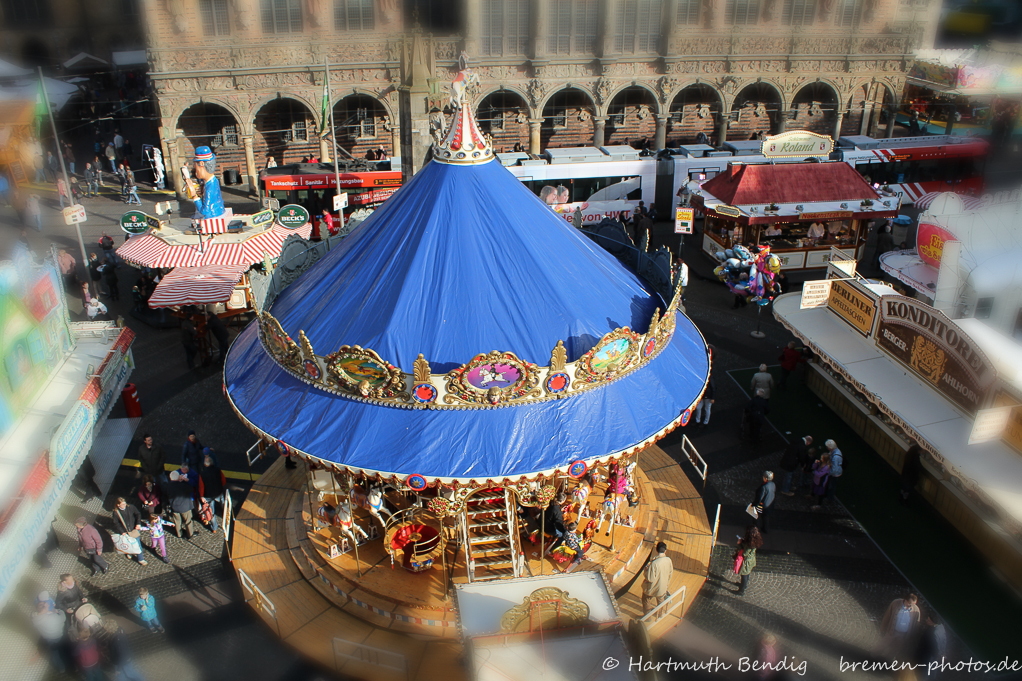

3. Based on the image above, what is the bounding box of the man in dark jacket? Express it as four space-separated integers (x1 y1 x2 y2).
137 434 166 479
744 389 769 444
753 471 776 534
778 435 812 496
181 318 198 369
206 312 230 363
112 497 147 566
165 471 195 539
56 574 88 613
777 341 806 389
181 430 204 472
198 455 227 532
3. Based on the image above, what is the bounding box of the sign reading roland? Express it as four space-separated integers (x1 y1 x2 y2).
874 296 994 414
277 204 310 228
826 278 876 337
714 204 741 217
761 131 835 158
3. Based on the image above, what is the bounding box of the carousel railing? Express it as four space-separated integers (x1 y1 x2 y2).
638 584 687 627
680 435 708 486
332 636 408 680
383 507 445 570
238 569 279 636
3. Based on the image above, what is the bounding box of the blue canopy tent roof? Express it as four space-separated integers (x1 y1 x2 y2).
224 105 710 483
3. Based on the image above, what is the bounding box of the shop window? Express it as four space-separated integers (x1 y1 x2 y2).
677 0 700 24
726 0 760 25
551 112 568 129
334 0 374 30
783 0 814 25
548 0 598 54
261 0 303 33
975 297 994 320
615 0 662 53
200 0 231 36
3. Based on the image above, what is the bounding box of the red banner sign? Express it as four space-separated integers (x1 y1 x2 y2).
263 171 401 191
916 222 957 269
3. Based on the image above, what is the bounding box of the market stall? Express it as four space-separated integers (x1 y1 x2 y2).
774 281 1022 592
691 159 900 271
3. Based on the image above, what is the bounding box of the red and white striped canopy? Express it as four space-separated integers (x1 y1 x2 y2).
116 222 312 269
148 265 247 308
914 191 983 211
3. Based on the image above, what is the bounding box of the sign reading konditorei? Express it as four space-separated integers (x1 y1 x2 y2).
761 131 835 158
827 279 876 337
875 296 994 414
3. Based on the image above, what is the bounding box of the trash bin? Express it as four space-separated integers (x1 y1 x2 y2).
223 168 240 186
121 383 142 418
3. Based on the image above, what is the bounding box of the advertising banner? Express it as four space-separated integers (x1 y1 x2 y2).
826 279 877 337
916 222 957 269
550 200 640 225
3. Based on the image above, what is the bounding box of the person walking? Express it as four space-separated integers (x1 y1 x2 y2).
879 593 921 659
181 318 199 369
32 600 67 673
166 471 195 539
63 142 76 176
778 436 812 496
733 525 762 596
105 143 117 173
777 341 806 389
134 587 165 633
824 439 843 502
75 517 109 576
103 619 146 681
136 434 166 480
55 574 88 614
872 221 895 271
752 471 775 534
641 542 674 614
744 389 770 444
125 165 141 205
73 628 104 681
93 155 105 186
809 452 831 510
46 151 59 182
145 513 173 564
181 431 204 472
207 311 230 363
750 364 775 400
198 454 227 533
88 253 105 296
913 613 947 678
26 193 42 231
112 497 148 566
104 258 120 301
99 233 117 266
56 177 69 209
693 374 715 428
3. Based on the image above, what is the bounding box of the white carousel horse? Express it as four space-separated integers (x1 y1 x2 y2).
350 484 393 532
571 479 592 519
334 502 369 549
596 494 627 536
450 69 480 110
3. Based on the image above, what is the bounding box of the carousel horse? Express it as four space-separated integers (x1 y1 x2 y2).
349 484 393 533
322 501 370 549
570 475 594 518
596 491 627 537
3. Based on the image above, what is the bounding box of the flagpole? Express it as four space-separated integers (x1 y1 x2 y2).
327 59 341 228
39 67 93 301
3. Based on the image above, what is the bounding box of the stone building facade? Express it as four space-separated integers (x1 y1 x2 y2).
142 0 940 195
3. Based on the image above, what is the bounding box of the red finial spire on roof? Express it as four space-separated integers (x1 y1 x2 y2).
432 69 494 165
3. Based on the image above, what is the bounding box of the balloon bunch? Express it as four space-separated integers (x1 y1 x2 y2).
713 244 781 306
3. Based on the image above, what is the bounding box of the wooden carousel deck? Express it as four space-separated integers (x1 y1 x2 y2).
230 446 712 680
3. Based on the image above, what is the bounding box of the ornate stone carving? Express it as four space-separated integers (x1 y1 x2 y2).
166 0 188 33
701 62 726 73
527 78 547 108
657 76 679 104
717 76 739 95
592 77 612 105
231 0 255 30
637 105 651 120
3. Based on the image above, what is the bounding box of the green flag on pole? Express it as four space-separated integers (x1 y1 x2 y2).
34 80 49 136
320 66 330 135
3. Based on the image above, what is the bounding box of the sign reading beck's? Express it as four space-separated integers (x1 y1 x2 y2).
875 297 994 414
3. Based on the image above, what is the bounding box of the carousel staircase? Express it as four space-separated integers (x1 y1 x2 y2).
463 488 521 582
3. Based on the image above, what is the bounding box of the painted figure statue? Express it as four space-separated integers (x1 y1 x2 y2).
184 145 225 219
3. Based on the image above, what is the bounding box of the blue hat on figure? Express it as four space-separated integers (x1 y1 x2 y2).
194 146 215 162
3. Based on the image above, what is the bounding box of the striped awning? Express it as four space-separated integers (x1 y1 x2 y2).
148 265 247 308
116 222 313 269
914 191 983 211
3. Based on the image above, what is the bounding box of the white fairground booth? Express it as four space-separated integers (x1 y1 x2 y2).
774 268 1022 591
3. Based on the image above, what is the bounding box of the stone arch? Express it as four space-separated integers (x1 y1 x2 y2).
175 101 247 180
253 97 320 168
477 89 530 153
788 81 841 136
607 81 664 116
250 92 323 131
540 87 597 149
869 79 901 137
730 82 784 141
667 83 724 146
332 93 394 159
606 85 660 147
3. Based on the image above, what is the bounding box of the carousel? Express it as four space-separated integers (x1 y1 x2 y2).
224 84 713 678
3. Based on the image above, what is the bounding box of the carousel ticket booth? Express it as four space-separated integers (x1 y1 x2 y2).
692 158 900 272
